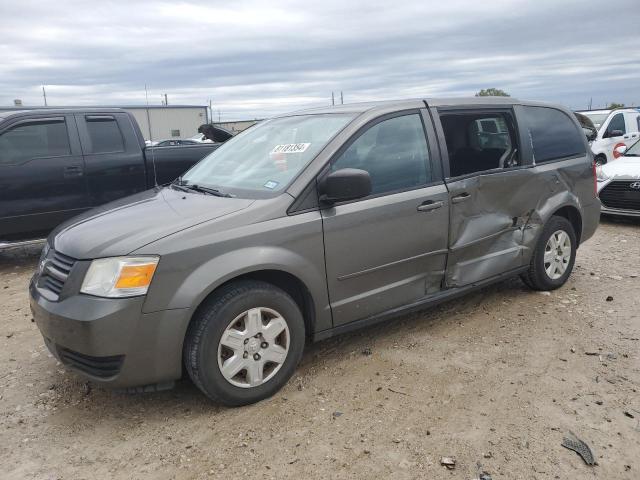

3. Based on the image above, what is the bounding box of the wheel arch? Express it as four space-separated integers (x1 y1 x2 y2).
551 205 583 246
195 269 317 339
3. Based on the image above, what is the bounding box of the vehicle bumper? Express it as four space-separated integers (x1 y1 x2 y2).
580 199 601 244
29 281 191 388
601 205 640 218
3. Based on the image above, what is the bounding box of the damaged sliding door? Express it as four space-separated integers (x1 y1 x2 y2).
435 108 538 287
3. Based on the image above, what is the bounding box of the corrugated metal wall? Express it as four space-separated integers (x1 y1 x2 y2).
126 107 207 141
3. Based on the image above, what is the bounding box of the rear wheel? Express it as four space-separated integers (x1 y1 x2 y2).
521 216 577 291
184 280 305 406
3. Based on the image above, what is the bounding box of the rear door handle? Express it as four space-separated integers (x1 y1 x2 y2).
451 192 471 204
417 200 444 212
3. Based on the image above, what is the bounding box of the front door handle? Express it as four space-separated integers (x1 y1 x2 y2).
451 192 471 204
417 200 444 212
63 165 84 178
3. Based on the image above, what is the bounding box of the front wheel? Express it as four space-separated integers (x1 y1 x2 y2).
184 280 305 406
521 216 577 291
594 155 607 166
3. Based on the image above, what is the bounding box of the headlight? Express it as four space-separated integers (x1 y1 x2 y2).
596 165 610 182
81 256 159 298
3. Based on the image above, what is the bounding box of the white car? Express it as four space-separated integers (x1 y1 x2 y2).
596 140 640 217
578 108 640 165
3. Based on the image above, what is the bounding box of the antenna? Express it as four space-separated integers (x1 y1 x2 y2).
144 84 159 188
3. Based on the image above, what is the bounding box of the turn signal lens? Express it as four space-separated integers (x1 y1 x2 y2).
81 256 160 298
115 263 157 289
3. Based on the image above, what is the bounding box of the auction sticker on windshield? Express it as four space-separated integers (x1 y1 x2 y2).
271 143 310 154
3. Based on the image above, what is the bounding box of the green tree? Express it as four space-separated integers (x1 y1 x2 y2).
475 88 510 97
607 102 625 109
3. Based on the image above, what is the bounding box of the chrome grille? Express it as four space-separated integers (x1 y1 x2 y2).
600 180 640 211
40 250 77 297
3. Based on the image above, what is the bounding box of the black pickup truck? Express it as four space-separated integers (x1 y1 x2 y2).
0 108 220 246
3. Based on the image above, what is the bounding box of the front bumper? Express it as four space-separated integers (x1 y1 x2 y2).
29 280 191 388
600 205 640 218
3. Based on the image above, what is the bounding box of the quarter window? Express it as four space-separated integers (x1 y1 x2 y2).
331 114 431 195
85 117 125 154
439 111 520 177
0 119 71 165
521 106 586 163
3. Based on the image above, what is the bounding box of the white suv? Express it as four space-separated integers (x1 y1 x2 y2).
577 108 640 165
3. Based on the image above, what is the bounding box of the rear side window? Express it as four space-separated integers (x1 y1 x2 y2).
0 119 70 165
439 111 520 177
331 113 431 195
522 106 585 163
85 117 125 154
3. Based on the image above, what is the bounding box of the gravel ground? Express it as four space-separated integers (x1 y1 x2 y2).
1 218 639 480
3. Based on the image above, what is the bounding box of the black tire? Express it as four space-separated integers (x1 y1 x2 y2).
183 280 305 406
520 216 577 291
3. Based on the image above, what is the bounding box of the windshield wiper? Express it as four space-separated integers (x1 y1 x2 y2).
171 177 232 197
187 184 233 197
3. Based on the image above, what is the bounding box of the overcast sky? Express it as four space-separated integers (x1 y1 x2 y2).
1 0 639 120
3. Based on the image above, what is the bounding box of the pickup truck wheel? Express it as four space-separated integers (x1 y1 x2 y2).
521 216 576 291
183 280 305 406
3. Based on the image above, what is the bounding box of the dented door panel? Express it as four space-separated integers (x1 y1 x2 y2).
444 168 544 286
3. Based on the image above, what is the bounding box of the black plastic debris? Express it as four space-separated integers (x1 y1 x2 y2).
561 432 596 465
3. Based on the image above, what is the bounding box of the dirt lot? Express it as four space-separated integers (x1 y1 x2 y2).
1 219 639 480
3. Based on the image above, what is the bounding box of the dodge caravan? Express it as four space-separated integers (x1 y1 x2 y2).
29 98 601 406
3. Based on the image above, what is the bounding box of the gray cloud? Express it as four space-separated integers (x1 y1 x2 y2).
1 0 639 119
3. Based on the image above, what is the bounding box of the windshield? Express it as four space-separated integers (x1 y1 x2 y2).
582 112 609 130
625 138 640 156
181 114 354 197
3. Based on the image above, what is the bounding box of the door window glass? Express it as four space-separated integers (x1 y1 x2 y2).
439 111 519 177
86 117 125 153
606 113 626 136
0 119 70 165
521 106 586 163
331 114 431 195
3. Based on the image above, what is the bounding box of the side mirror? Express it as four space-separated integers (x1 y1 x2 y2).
582 127 597 142
606 129 624 138
319 168 371 204
614 144 627 156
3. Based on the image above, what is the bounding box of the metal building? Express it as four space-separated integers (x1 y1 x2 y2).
124 105 208 141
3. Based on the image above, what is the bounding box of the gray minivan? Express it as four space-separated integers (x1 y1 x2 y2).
29 97 601 406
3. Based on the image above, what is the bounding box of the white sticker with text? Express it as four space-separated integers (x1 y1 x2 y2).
271 143 310 154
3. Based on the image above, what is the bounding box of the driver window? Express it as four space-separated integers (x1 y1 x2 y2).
331 114 431 196
607 113 626 136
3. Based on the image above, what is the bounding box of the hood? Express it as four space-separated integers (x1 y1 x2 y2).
601 156 640 180
52 187 254 259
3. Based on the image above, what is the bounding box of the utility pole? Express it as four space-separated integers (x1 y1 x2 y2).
340 91 344 105
331 92 335 106
208 99 212 123
164 93 168 106
42 85 48 106
588 97 592 110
